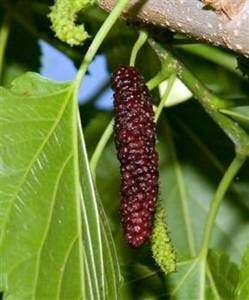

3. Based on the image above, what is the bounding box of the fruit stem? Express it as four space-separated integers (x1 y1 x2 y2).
155 73 176 122
90 119 114 171
74 0 130 91
146 70 171 90
129 30 148 67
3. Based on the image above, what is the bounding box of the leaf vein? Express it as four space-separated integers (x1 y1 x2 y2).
32 152 73 298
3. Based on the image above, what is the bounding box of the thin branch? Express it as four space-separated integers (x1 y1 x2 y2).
155 73 176 122
130 30 148 67
90 119 114 171
74 0 130 92
149 39 249 155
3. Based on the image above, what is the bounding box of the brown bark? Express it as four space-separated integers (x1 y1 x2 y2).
99 0 249 56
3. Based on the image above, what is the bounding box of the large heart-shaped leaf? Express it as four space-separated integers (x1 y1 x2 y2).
0 73 84 299
0 73 121 299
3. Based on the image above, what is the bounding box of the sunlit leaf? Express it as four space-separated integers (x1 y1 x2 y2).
0 73 84 298
78 122 105 300
0 73 121 300
78 120 122 300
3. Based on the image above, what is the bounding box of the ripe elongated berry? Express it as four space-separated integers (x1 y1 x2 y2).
111 66 159 248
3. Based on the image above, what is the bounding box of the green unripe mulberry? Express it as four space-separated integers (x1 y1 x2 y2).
49 0 95 46
151 205 176 274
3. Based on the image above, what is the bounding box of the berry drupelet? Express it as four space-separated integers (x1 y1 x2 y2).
111 66 159 248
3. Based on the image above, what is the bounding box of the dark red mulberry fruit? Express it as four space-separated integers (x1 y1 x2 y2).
111 66 159 248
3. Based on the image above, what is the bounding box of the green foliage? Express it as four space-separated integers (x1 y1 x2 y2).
168 250 239 299
0 73 120 299
221 106 249 131
236 247 249 299
0 1 249 299
168 257 204 299
0 73 84 298
207 250 239 299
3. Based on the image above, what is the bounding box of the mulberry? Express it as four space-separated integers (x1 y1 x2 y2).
49 0 95 46
111 66 159 248
151 205 176 274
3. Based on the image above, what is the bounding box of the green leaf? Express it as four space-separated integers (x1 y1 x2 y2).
83 114 123 299
168 258 205 299
178 47 245 99
207 250 239 299
0 73 84 298
78 121 122 300
78 122 105 300
0 72 122 300
168 250 239 299
160 106 249 262
236 247 249 300
220 107 249 128
99 196 123 299
159 107 249 298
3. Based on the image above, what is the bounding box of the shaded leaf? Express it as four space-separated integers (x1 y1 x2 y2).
207 249 239 299
168 258 205 299
161 104 249 262
220 106 249 129
94 102 249 298
169 250 239 300
237 55 249 79
178 48 246 99
236 247 249 300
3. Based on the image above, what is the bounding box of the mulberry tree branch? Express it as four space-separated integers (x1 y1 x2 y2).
149 39 249 156
99 0 249 56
